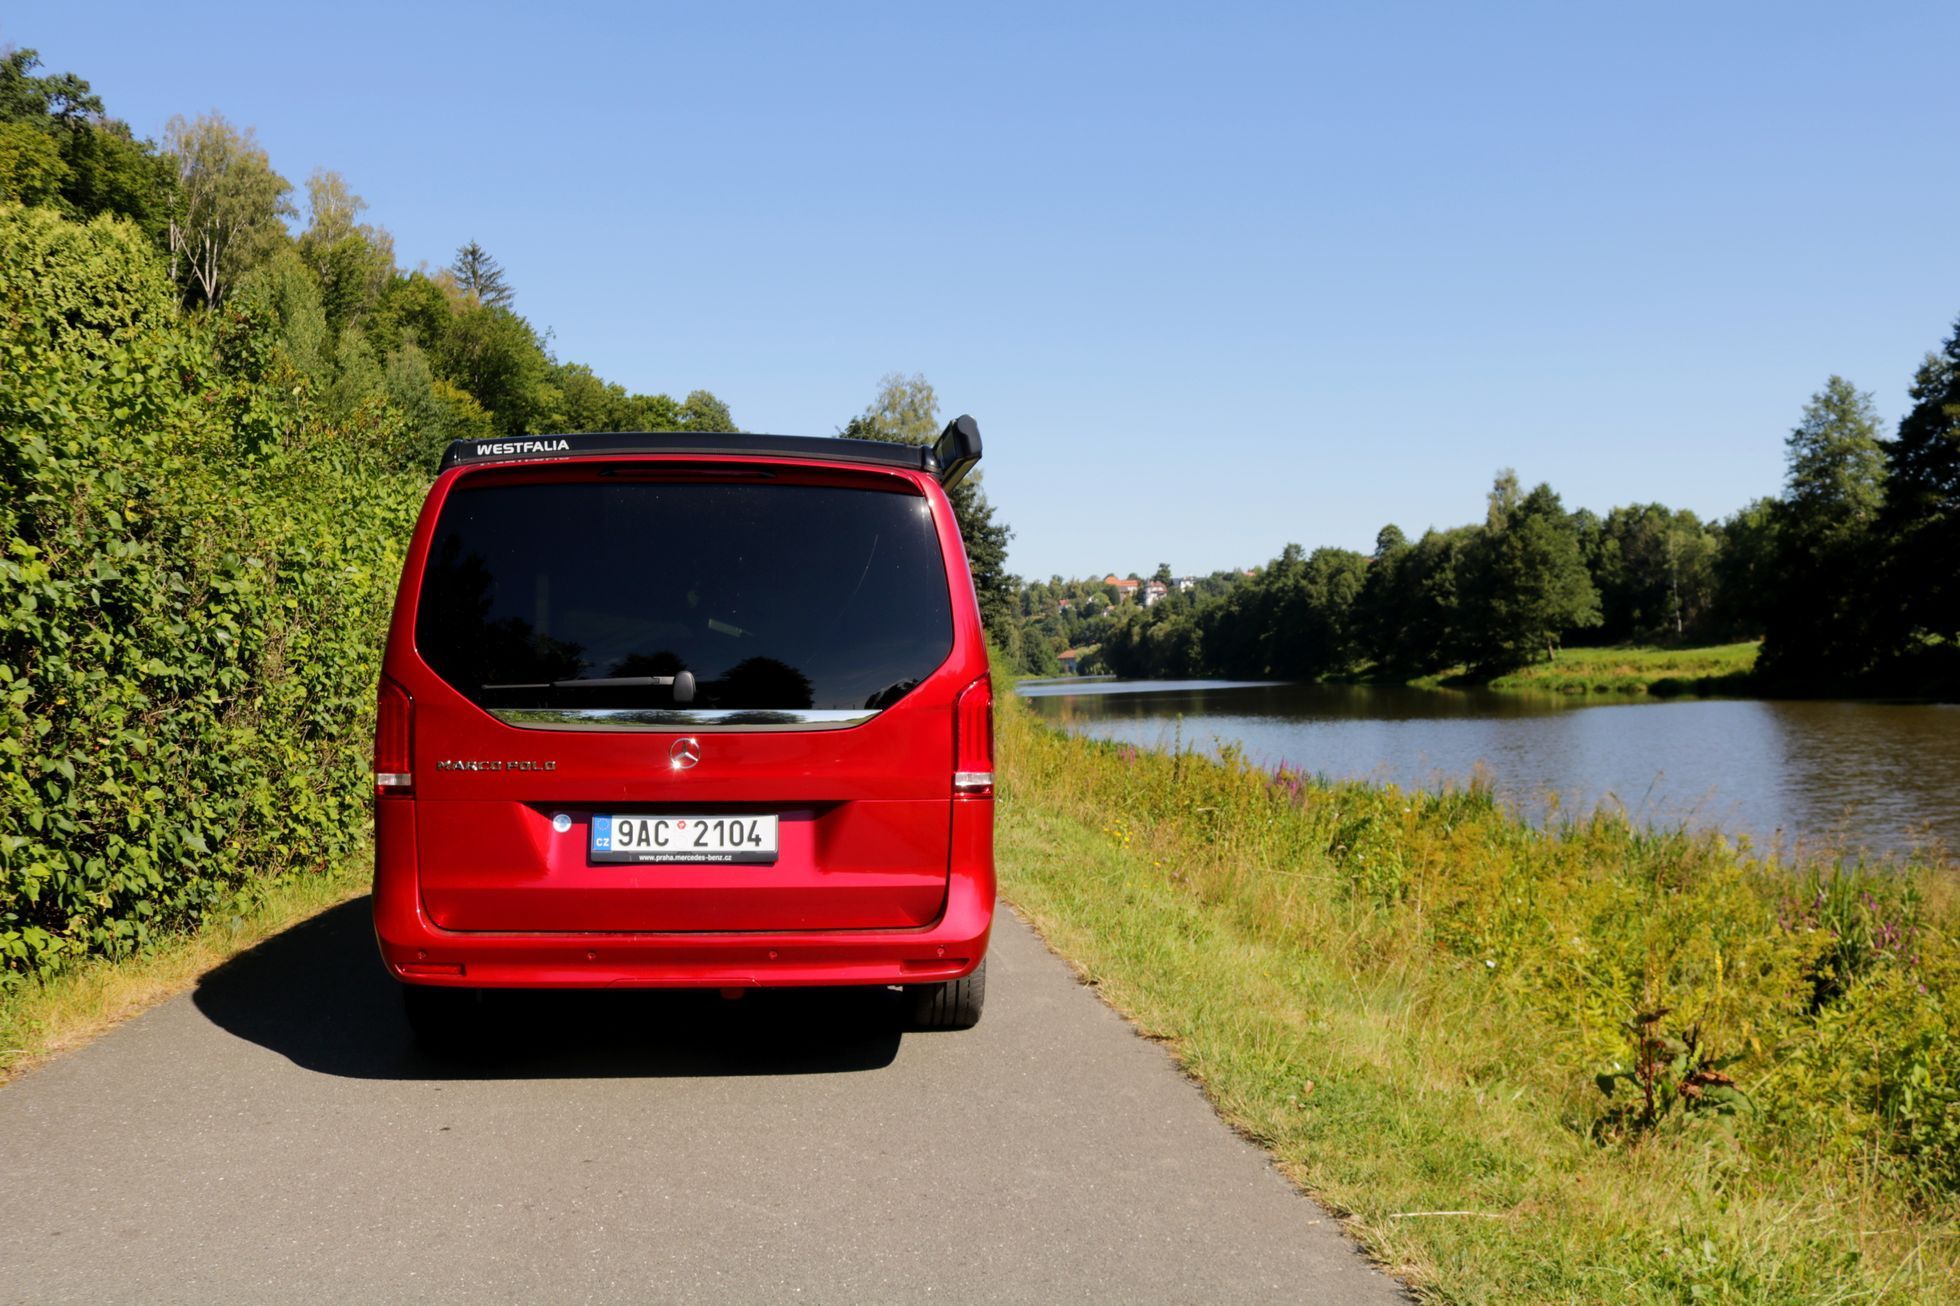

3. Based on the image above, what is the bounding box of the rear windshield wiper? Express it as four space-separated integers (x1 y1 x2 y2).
483 671 696 703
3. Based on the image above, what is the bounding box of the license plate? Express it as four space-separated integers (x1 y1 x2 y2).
590 814 778 864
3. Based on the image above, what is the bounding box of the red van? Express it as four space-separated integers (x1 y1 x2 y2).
371 419 994 1044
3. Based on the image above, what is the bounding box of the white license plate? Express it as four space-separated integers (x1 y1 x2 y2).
590 814 778 864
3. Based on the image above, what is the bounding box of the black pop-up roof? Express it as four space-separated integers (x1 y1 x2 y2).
440 415 983 488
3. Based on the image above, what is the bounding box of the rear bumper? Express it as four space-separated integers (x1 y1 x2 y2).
371 797 994 989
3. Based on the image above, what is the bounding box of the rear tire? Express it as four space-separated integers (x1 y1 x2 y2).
905 957 986 1030
400 983 489 1056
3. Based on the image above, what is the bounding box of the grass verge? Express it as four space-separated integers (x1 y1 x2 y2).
0 856 369 1087
995 690 1957 1302
1417 641 1763 696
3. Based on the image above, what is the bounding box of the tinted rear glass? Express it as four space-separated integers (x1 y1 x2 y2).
415 477 955 714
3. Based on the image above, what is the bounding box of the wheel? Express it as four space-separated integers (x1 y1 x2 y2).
905 957 986 1030
400 983 490 1055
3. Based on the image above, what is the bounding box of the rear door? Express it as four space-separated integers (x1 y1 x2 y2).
404 461 963 932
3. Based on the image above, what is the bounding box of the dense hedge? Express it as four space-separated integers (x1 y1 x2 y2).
0 203 423 983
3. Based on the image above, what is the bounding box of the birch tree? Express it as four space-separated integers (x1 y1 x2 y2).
163 113 292 306
299 169 395 328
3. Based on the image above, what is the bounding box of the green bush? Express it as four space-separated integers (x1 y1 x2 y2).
0 203 422 982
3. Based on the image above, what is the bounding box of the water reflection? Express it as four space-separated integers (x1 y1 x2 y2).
1018 680 1960 860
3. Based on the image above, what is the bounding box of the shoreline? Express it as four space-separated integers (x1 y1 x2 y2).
1042 640 1957 704
994 689 1958 1299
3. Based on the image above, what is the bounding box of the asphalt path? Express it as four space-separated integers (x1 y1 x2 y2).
0 901 1404 1304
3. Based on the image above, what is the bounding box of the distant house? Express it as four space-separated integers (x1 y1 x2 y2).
1142 580 1169 607
1175 576 1197 593
1103 574 1142 601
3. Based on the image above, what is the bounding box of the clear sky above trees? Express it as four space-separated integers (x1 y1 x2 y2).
5 2 1957 579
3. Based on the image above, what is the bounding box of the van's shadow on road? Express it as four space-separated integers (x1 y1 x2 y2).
191 897 905 1080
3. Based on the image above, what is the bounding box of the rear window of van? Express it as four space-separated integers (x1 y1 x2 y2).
414 477 955 717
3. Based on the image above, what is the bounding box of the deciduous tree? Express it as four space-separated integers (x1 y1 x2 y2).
0 120 64 205
678 389 734 431
0 48 100 125
298 170 395 331
1469 480 1600 668
843 373 1016 635
163 113 293 306
0 50 174 244
1760 377 1889 680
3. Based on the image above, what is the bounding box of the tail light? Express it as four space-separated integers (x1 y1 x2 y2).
953 674 993 797
374 677 413 796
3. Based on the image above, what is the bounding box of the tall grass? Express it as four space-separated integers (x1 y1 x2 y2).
995 691 1957 1301
1440 641 1763 696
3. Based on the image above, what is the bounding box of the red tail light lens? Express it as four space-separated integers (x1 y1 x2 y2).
953 674 993 797
374 677 413 795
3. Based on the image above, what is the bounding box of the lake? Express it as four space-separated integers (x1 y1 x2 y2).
1017 679 1960 861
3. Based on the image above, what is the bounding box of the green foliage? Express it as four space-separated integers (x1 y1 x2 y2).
677 388 734 431
0 203 422 984
368 272 452 357
233 248 333 391
1091 477 1599 682
998 694 1960 1297
1465 479 1601 669
1018 634 1063 677
0 50 175 245
1025 328 1960 697
1464 640 1759 696
448 240 512 308
0 49 102 126
56 119 177 250
842 373 1018 635
162 113 294 306
859 369 940 441
1787 375 1888 527
298 171 395 334
1360 525 1475 674
1709 496 1780 638
381 343 494 465
1097 487 1597 681
1782 867 1924 1009
1881 320 1960 660
548 363 718 434
1584 502 1722 643
0 53 751 989
1759 378 1890 682
436 300 557 436
0 120 66 206
1594 1009 1752 1133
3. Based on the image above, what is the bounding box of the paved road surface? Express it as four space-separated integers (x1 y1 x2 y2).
0 901 1403 1304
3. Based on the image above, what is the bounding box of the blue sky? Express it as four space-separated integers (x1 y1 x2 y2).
8 2 1957 580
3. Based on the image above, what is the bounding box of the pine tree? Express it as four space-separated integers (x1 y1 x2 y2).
449 240 513 307
1881 321 1960 652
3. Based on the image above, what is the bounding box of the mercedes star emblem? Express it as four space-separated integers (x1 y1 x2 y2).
670 737 701 770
